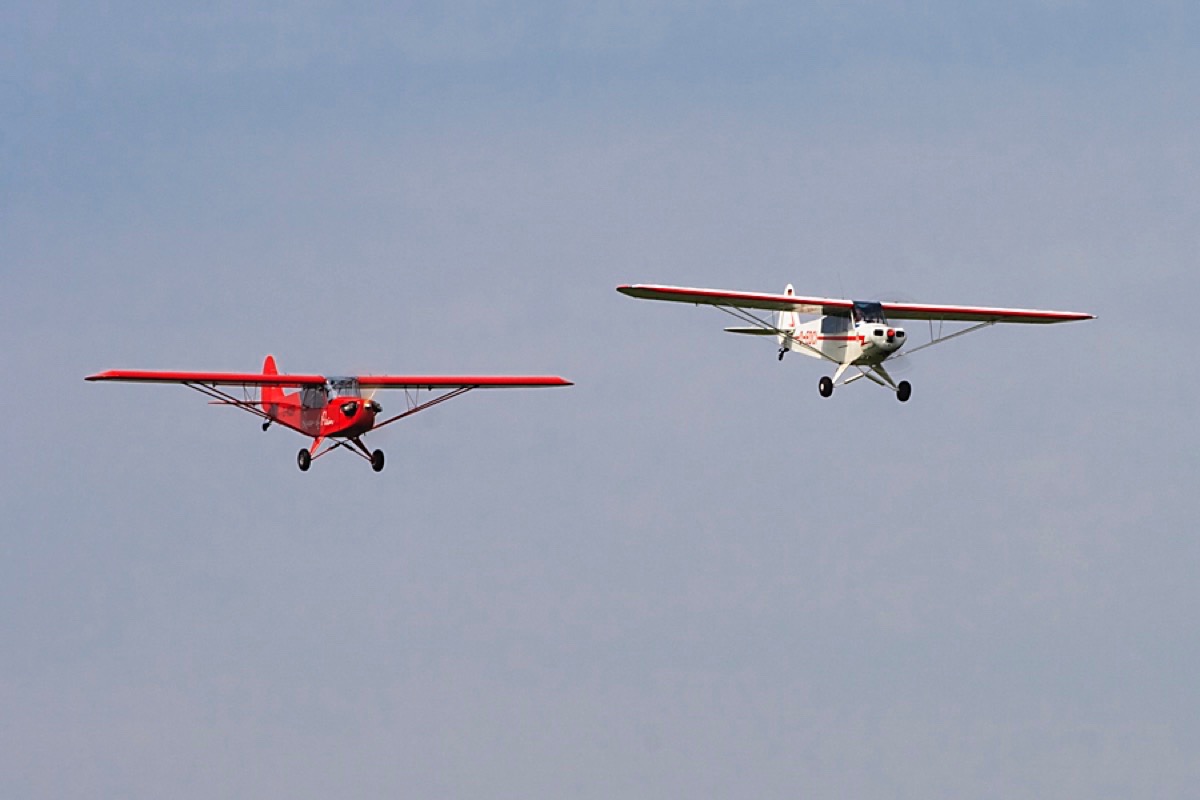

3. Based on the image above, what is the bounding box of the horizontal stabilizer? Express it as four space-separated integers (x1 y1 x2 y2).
723 327 776 336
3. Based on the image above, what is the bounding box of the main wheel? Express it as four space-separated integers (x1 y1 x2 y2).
897 380 912 403
297 448 311 471
818 376 834 397
371 449 385 472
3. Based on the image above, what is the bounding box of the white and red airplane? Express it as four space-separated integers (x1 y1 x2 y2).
618 283 1094 401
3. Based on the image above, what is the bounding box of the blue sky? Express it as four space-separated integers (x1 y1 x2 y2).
4 3 1199 797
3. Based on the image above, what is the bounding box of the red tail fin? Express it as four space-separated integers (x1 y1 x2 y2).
261 355 284 416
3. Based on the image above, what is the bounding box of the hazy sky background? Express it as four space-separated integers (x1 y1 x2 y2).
4 2 1198 797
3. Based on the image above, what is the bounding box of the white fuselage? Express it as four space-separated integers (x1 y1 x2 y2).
781 316 906 365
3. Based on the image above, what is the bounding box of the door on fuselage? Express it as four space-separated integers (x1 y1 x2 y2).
299 384 330 432
819 312 854 362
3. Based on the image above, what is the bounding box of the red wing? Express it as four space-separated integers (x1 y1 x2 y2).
85 370 327 387
617 284 851 315
356 375 573 389
879 302 1095 324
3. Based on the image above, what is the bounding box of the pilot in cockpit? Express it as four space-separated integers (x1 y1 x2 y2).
853 301 888 325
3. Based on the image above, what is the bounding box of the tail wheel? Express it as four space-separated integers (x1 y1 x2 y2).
897 381 912 403
371 449 385 472
297 448 312 471
818 376 834 397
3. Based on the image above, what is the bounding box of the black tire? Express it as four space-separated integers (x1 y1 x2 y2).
371 449 385 472
818 376 834 397
897 381 912 403
297 448 311 471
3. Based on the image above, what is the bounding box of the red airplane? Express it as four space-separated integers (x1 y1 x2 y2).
87 356 572 471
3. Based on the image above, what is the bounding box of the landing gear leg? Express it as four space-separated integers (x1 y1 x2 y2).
818 376 834 397
897 381 912 403
778 347 786 361
297 448 312 471
371 449 385 473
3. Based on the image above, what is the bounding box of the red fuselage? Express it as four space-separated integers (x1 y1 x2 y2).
264 392 380 439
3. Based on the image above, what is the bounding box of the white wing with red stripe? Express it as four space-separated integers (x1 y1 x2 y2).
618 284 1093 324
617 284 849 315
879 301 1093 324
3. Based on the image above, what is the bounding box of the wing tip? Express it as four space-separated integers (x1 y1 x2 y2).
522 376 574 387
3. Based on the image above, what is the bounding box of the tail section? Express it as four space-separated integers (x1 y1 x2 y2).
775 284 799 358
261 355 285 416
723 285 803 356
778 284 799 334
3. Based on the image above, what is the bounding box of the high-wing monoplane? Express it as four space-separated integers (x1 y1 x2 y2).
87 356 572 471
618 284 1093 401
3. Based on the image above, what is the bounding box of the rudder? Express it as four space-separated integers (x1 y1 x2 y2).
776 284 800 357
261 354 285 415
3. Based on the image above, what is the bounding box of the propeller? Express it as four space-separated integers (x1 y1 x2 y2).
364 387 382 414
874 290 919 375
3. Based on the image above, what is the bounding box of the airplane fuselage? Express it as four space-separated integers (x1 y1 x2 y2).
264 392 380 439
783 317 907 366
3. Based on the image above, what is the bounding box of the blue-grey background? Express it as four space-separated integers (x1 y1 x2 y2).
4 3 1196 797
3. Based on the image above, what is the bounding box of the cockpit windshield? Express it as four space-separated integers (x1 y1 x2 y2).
852 301 889 325
328 377 362 398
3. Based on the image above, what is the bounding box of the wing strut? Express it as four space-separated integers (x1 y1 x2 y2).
186 381 308 435
371 386 476 431
892 320 997 361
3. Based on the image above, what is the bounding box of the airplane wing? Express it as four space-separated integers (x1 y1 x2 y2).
879 302 1094 324
85 370 327 386
617 284 851 315
86 371 571 389
357 375 571 433
618 284 1093 324
355 375 573 389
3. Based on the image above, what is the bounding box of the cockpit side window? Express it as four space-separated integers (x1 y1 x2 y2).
300 385 329 409
821 313 850 333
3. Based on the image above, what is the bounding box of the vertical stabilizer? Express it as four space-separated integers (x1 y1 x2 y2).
778 284 799 338
261 354 284 416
